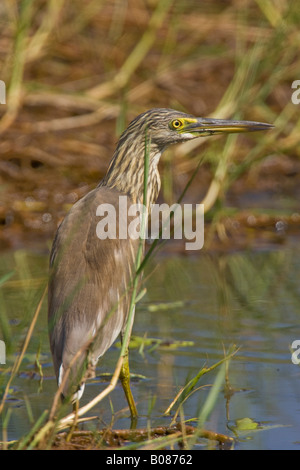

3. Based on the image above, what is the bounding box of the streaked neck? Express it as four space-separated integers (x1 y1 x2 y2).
99 141 162 209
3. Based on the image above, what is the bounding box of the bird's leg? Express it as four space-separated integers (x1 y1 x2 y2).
119 345 138 428
66 399 79 442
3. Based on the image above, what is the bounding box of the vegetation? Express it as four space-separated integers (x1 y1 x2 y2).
0 0 299 450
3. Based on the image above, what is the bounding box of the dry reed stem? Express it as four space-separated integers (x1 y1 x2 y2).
57 356 124 430
87 0 173 100
0 285 47 415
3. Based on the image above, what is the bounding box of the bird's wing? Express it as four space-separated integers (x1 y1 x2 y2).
48 187 139 394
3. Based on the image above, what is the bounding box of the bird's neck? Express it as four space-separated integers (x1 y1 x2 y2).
99 141 162 209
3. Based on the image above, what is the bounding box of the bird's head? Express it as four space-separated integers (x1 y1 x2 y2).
127 108 273 150
102 107 273 204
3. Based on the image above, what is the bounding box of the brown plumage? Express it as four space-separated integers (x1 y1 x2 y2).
48 108 272 414
48 187 139 400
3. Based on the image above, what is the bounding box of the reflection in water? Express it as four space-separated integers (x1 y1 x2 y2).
0 242 300 449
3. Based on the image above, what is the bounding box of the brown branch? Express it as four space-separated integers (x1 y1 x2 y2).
53 423 234 449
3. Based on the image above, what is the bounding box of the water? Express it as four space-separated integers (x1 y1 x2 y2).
0 240 300 449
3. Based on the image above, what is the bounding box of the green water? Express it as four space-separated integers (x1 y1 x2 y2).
0 240 300 449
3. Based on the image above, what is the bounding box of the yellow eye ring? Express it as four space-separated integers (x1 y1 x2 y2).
171 119 183 130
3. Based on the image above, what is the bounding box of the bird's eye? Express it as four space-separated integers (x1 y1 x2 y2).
170 119 183 130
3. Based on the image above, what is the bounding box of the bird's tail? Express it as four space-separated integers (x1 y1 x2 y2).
58 353 89 403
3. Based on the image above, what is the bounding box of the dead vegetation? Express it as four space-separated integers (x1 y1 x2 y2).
0 0 299 250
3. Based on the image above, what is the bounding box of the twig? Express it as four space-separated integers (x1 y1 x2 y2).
54 422 234 448
0 285 47 415
57 356 124 430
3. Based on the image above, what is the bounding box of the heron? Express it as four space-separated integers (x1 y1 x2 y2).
48 108 272 419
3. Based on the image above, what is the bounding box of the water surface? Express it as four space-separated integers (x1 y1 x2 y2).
0 240 300 449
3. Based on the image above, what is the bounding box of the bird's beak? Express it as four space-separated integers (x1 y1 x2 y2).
183 118 274 136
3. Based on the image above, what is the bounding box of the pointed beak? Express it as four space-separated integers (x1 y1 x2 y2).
184 118 274 136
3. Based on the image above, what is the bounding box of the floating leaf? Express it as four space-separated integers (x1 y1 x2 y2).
235 417 259 431
146 301 188 312
228 417 290 437
116 334 194 351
